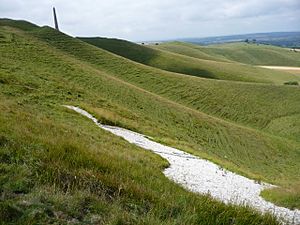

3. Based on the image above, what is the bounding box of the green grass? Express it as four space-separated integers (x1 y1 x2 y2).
49 29 300 143
0 19 299 224
0 18 38 31
153 41 300 66
261 183 300 210
4 100 265 225
11 21 300 197
79 37 300 84
33 27 300 208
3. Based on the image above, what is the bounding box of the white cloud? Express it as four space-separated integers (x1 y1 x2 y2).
0 0 299 41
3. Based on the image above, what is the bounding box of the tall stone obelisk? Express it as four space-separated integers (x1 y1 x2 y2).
53 7 59 31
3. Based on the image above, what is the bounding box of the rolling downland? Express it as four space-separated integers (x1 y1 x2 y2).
0 19 299 224
152 41 300 66
79 37 300 84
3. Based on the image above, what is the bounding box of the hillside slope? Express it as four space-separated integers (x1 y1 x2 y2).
79 37 300 84
36 27 300 210
25 21 300 200
54 32 300 142
153 41 300 66
0 19 299 224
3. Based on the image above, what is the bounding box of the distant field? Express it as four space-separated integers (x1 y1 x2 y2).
286 70 300 75
258 66 300 77
153 41 300 66
79 37 300 84
0 18 299 224
259 66 300 71
177 32 300 48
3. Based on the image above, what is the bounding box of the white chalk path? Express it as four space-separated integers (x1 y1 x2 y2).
259 66 300 71
65 106 300 225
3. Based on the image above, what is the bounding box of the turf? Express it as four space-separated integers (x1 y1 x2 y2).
56 31 300 143
153 41 300 66
35 27 300 208
79 37 300 84
0 19 299 224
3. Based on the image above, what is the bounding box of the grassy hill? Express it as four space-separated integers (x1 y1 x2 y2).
153 41 300 66
79 37 300 84
62 35 300 142
0 19 299 224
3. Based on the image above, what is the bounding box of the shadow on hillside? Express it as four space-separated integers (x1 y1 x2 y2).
79 37 217 80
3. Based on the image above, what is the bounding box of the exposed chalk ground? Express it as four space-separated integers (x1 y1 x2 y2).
65 105 300 225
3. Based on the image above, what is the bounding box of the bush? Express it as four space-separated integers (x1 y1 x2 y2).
284 81 299 86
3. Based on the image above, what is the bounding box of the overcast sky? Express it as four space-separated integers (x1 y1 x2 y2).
1 0 299 41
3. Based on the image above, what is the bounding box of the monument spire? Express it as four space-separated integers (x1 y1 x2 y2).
53 7 59 31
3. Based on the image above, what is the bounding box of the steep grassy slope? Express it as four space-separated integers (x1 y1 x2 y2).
79 37 300 84
49 31 300 143
34 27 300 209
0 19 299 225
154 41 300 66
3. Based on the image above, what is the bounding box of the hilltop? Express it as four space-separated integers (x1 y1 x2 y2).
0 19 299 224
